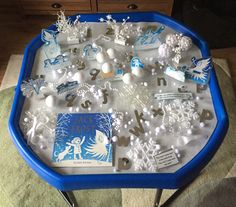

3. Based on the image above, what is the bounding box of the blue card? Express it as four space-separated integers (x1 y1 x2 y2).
52 113 113 167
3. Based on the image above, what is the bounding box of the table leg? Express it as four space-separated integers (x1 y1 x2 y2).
58 190 78 207
153 189 163 207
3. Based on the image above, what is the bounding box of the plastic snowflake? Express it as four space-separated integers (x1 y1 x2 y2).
162 99 199 130
55 11 88 43
127 138 161 172
20 75 46 97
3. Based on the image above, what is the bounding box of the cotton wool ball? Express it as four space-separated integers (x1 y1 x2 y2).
122 73 133 84
158 43 173 59
96 52 106 63
179 36 192 51
102 62 113 73
107 48 116 59
72 71 84 83
165 33 179 47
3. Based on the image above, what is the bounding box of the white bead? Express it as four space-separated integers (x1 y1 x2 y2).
128 121 131 125
187 129 192 135
144 82 148 87
130 135 134 140
45 95 57 108
107 48 116 59
69 107 73 112
108 108 113 113
112 136 118 142
143 107 148 113
200 122 205 128
122 73 133 84
75 107 79 112
102 62 113 73
96 52 106 63
88 107 91 111
24 117 29 122
124 124 127 129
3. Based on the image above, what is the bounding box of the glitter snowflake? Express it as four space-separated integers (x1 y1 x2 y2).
127 138 161 172
162 99 199 130
119 84 150 109
20 76 46 97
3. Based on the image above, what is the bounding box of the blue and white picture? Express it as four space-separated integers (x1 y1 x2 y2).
135 25 165 50
185 57 213 85
52 113 113 167
41 29 61 59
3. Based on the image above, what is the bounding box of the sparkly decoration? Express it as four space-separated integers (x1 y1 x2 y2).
161 99 199 132
119 84 150 108
21 75 46 97
158 43 173 62
22 109 56 148
56 81 78 94
56 11 89 43
185 57 212 84
83 44 101 60
135 25 165 50
41 29 61 59
127 138 161 171
99 14 142 46
44 54 71 69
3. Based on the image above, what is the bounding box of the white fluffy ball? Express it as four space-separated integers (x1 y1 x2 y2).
96 52 106 63
107 48 116 59
158 43 173 59
132 68 143 77
72 71 84 83
179 36 192 51
45 95 57 108
122 73 133 84
102 62 113 73
165 34 179 46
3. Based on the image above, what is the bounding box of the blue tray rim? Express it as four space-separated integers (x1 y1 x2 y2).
8 11 228 190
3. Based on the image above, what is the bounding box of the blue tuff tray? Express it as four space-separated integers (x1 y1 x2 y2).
8 12 228 191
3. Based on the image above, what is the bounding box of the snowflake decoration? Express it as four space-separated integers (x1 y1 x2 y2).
162 99 199 131
55 11 88 43
119 84 150 109
99 14 142 42
22 109 56 147
127 138 161 172
21 75 46 97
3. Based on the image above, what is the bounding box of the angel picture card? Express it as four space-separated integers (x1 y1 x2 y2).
52 113 113 167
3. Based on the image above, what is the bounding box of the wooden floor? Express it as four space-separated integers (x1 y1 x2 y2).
0 9 236 94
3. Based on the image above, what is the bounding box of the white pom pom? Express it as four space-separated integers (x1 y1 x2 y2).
96 52 106 63
165 34 179 46
132 68 143 77
179 36 192 51
122 73 133 84
106 48 116 59
72 71 84 83
102 62 113 73
45 95 57 108
158 43 173 59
